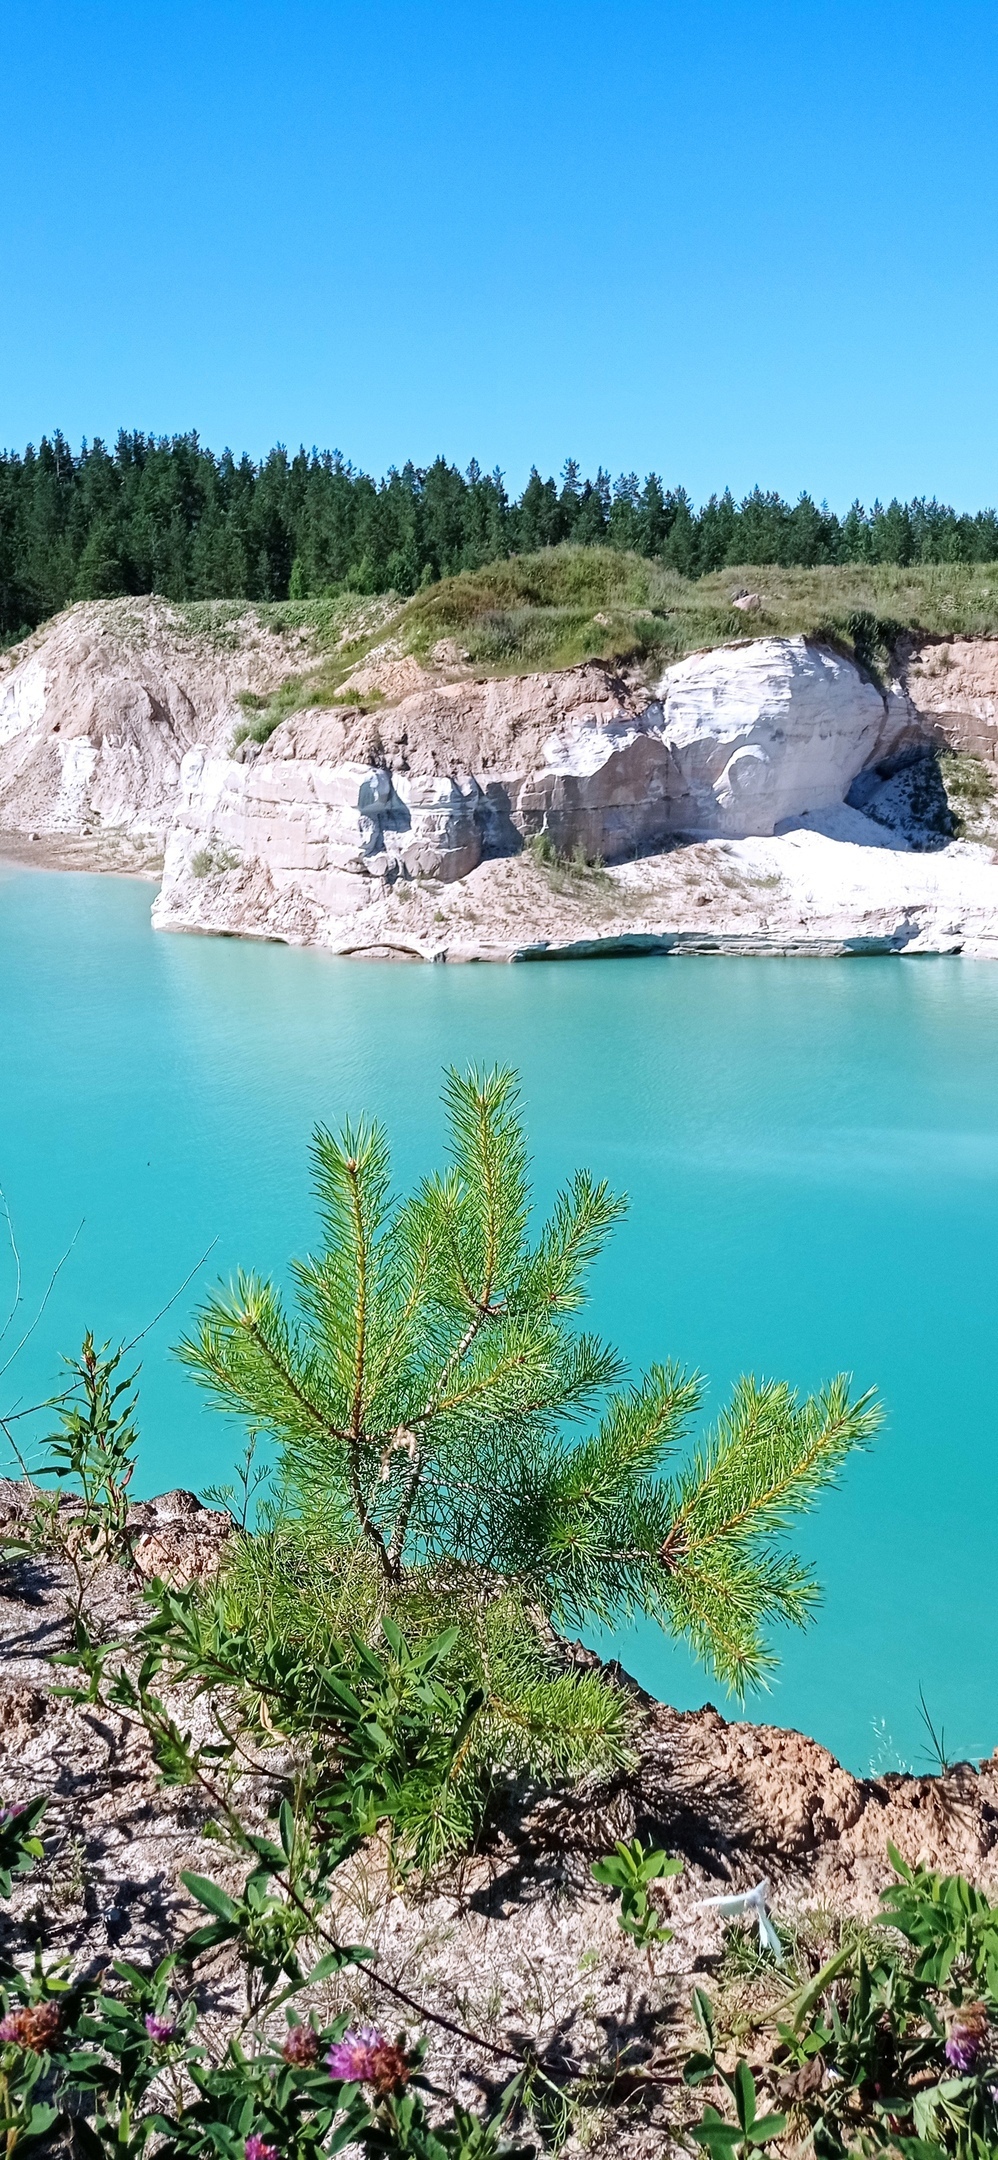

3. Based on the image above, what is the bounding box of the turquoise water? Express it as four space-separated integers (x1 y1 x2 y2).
3 857 998 1778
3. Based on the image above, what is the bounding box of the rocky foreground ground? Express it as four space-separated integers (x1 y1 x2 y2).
2 1482 996 2154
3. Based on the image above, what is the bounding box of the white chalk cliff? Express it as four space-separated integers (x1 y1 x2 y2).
656 639 887 834
0 598 325 858
3 599 998 959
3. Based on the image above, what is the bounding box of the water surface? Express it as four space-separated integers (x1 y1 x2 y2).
2 857 997 1777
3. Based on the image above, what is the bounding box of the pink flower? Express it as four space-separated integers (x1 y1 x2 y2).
244 2139 279 2160
144 2013 177 2044
326 2026 410 2095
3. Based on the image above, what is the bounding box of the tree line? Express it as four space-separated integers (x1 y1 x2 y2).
4 428 998 642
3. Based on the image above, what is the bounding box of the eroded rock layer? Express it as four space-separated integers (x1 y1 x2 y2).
0 597 321 854
5 600 998 956
153 639 906 937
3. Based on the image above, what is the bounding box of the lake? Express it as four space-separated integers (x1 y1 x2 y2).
2 855 997 1779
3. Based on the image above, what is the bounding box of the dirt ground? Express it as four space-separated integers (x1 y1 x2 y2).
2 1483 996 2156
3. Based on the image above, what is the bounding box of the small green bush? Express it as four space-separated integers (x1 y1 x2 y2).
190 843 240 879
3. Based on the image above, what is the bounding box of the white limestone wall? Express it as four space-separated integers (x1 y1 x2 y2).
155 639 904 936
654 637 889 838
155 746 484 931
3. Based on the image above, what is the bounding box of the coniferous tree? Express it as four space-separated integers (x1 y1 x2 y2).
179 1067 879 1695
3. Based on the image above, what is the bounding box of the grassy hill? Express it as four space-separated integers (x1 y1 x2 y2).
225 548 998 741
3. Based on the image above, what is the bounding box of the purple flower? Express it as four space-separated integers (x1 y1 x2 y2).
244 2139 279 2160
281 2023 320 2066
326 2026 410 2095
0 1805 24 1826
144 2013 177 2044
946 2003 989 2073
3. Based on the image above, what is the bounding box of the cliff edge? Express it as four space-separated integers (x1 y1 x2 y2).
4 571 998 957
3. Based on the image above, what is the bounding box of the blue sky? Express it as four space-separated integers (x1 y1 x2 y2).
3 0 998 507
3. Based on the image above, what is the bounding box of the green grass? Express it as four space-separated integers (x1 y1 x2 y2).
190 842 241 877
168 593 389 649
526 832 614 892
168 549 998 747
939 749 998 841
400 550 998 677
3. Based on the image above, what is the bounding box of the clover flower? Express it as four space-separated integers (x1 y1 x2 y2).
326 2025 410 2094
144 2013 178 2044
0 2002 61 2052
244 2138 279 2160
281 2023 320 2066
946 2002 990 2073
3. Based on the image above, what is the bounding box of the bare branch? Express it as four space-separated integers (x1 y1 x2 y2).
0 1179 23 1351
0 1217 84 1386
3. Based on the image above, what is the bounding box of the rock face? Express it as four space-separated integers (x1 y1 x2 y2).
8 598 998 960
848 749 958 847
154 660 664 934
0 1478 234 1587
656 637 888 837
625 1701 998 1911
0 598 323 853
153 639 898 940
896 636 998 761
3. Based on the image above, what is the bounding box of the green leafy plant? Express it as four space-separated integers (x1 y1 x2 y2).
130 1584 495 1869
201 1433 270 1528
0 1635 535 2159
684 2004 786 2160
37 1331 139 1557
682 1853 998 2159
692 2063 786 2158
0 1797 46 1899
693 2064 786 2158
879 1843 998 1993
162 1526 635 1868
590 1837 682 1960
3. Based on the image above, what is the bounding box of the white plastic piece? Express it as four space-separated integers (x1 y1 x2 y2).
696 1878 785 1964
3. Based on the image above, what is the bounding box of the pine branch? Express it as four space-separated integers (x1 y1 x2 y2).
514 1169 627 1314
663 1376 881 1559
440 1066 530 1312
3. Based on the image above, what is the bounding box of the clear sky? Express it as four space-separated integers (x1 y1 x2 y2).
3 0 998 508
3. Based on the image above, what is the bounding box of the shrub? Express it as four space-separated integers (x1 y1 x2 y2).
190 843 240 879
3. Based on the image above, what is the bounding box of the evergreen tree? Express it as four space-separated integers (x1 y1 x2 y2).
72 517 127 600
608 472 642 553
661 487 700 575
870 499 915 565
840 501 871 563
572 469 611 545
179 1067 879 1694
698 489 739 570
513 467 562 553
